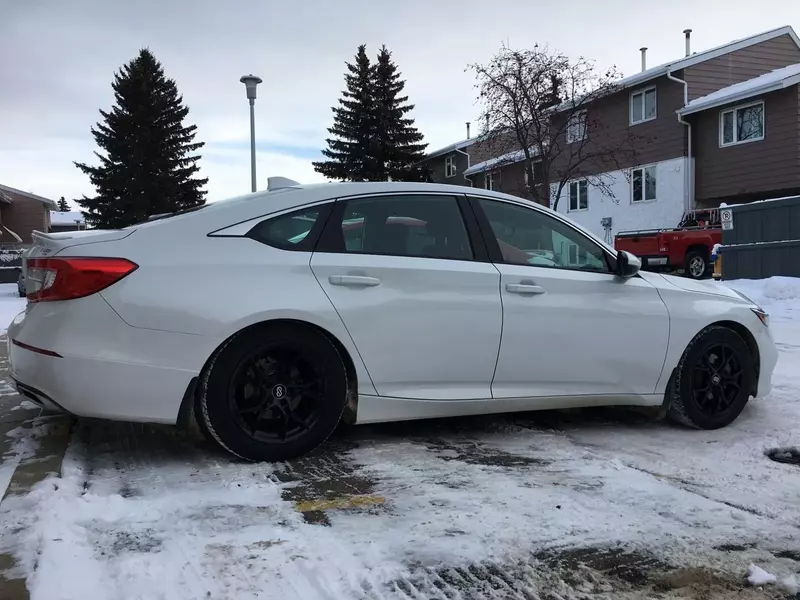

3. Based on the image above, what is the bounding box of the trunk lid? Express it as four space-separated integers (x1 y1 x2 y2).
28 229 135 258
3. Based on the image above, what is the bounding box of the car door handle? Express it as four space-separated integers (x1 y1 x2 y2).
328 275 382 287
505 283 546 295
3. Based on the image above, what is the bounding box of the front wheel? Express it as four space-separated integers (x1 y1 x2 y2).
668 326 756 430
685 251 708 280
197 323 348 462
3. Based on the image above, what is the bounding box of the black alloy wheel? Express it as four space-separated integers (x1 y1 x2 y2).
198 323 348 462
668 326 755 430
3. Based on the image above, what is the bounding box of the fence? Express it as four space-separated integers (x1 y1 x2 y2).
721 195 800 280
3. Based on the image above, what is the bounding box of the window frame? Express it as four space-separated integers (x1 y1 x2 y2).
466 195 617 275
444 155 457 178
630 86 657 125
631 164 657 203
484 171 497 191
719 100 765 147
568 180 589 212
566 110 588 144
314 192 490 263
234 201 334 251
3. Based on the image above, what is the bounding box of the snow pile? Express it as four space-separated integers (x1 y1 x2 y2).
747 564 776 586
0 283 25 333
780 574 799 595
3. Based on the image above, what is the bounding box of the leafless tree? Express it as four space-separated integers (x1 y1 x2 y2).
469 45 644 210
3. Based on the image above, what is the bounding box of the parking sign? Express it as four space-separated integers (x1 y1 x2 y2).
720 208 733 231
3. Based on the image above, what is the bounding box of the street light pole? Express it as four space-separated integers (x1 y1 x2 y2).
239 74 263 193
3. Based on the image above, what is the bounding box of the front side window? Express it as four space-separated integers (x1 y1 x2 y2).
333 195 473 261
630 87 657 124
444 155 457 178
476 198 609 273
631 165 657 202
248 205 329 250
566 110 587 143
720 101 764 146
569 180 588 211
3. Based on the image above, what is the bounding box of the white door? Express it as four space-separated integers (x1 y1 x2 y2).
472 197 670 399
310 194 503 400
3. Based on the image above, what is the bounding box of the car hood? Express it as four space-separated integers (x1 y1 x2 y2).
641 272 746 302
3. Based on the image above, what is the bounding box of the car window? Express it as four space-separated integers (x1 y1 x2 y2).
247 204 329 250
334 195 473 260
476 198 609 272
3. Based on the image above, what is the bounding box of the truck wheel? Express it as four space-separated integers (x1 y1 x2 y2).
685 251 708 280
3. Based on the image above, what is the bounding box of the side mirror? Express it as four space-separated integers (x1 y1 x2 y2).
615 250 641 279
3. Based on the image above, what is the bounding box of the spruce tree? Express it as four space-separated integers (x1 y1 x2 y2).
313 45 377 181
57 197 69 212
75 48 207 229
372 46 429 182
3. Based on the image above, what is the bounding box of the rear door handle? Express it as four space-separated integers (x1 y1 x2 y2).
505 283 546 295
329 275 382 287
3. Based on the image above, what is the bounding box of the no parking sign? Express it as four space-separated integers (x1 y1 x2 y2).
720 208 734 230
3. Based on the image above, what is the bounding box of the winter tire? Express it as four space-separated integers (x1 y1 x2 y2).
685 251 708 280
668 326 756 430
197 323 348 462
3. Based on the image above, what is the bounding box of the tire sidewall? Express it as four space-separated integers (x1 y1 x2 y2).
199 324 347 462
685 251 708 280
676 327 755 429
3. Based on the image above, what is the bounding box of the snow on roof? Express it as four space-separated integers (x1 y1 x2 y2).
679 63 800 115
464 146 539 176
0 183 57 209
425 137 479 160
50 211 85 226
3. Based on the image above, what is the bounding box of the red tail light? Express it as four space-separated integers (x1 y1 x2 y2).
26 257 138 303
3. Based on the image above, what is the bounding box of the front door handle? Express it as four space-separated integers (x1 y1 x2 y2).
329 275 382 287
505 283 546 295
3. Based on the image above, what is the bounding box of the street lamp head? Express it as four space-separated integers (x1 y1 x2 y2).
239 74 263 100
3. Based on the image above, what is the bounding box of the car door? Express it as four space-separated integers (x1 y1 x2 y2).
470 196 670 399
310 193 503 400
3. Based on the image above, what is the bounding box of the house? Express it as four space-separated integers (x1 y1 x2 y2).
0 184 57 247
50 211 87 233
422 25 800 240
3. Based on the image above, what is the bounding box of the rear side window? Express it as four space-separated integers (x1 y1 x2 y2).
247 203 332 251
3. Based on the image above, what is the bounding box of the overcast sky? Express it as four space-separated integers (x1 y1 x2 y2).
1 0 799 207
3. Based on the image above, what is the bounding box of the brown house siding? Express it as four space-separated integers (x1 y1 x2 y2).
422 151 472 186
684 34 800 101
692 86 800 204
0 190 49 245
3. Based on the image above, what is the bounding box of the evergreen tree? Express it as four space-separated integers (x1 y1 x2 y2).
57 197 69 212
372 46 429 182
75 48 207 229
313 45 377 181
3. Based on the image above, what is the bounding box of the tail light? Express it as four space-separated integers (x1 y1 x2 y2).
26 257 138 303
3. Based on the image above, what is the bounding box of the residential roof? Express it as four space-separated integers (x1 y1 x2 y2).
50 211 85 226
616 25 800 92
678 63 800 115
424 137 478 160
0 183 58 209
464 146 538 176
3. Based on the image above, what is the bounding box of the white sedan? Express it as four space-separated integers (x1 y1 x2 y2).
8 179 778 462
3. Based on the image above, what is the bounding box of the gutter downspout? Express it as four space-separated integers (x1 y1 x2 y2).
666 68 693 212
453 146 472 186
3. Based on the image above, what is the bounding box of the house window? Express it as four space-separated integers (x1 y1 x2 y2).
444 155 457 178
569 180 588 211
485 171 496 191
632 165 657 202
524 161 544 188
720 101 764 146
630 87 657 124
566 110 587 143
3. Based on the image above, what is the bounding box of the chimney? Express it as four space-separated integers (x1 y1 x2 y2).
683 29 692 57
466 122 471 139
640 47 648 72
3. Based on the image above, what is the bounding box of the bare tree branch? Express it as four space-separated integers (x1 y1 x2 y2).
468 44 647 210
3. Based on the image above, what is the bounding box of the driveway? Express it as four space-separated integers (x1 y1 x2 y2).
1 280 799 599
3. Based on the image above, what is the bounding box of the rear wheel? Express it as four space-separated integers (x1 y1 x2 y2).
668 326 755 430
198 323 348 462
685 251 708 280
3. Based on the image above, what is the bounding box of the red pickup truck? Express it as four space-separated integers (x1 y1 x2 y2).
613 209 722 280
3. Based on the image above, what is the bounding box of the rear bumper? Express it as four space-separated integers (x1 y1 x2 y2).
7 296 220 424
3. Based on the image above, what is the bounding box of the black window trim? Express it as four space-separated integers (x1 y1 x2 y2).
466 194 619 274
313 192 491 263
244 201 334 252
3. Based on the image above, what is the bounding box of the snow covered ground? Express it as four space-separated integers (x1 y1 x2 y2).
0 283 23 335
1 278 800 599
